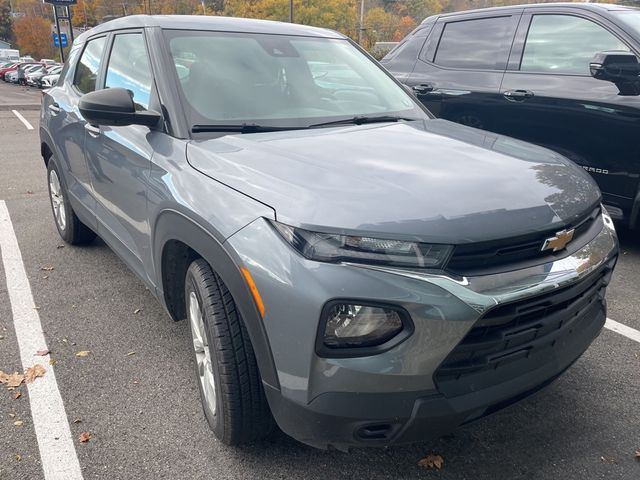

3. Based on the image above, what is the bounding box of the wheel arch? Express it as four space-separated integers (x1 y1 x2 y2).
153 209 280 389
40 127 58 166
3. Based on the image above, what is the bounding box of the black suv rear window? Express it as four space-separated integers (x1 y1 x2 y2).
434 16 515 70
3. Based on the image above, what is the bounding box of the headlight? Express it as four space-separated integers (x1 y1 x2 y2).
272 221 452 269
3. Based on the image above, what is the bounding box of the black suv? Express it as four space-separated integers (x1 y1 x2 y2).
382 2 640 228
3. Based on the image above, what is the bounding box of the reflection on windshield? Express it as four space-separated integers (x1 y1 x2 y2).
164 30 422 129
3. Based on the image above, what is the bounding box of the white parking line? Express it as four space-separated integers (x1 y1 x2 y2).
11 109 34 130
0 201 83 480
605 318 640 344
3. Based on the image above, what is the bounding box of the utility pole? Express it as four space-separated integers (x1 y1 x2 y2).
289 0 293 23
52 5 65 62
358 0 365 44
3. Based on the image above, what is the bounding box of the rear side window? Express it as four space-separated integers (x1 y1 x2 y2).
74 37 106 94
105 33 153 110
521 15 630 75
434 16 516 70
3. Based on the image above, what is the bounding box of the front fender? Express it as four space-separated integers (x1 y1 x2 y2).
152 209 279 390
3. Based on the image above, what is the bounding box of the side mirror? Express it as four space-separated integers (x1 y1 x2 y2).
78 88 161 127
590 51 640 96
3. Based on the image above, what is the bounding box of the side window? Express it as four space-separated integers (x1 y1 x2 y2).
58 45 81 84
74 37 106 94
521 15 630 75
433 16 516 70
105 33 153 110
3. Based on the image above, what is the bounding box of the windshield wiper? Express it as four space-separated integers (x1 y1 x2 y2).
308 115 421 128
191 123 306 133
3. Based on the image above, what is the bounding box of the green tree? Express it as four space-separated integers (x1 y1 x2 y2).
0 0 13 43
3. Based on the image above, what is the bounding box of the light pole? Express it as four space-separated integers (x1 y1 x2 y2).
358 0 365 44
289 0 293 23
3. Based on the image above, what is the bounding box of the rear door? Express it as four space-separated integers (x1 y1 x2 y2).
84 30 156 281
406 11 521 127
498 8 640 217
43 35 108 229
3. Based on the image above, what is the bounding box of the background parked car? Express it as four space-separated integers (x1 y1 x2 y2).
27 64 62 88
0 62 19 81
6 63 44 84
382 2 640 229
40 72 60 88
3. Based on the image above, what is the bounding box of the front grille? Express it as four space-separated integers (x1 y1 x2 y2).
435 259 615 398
446 206 601 275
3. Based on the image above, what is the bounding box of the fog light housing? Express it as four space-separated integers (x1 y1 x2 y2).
317 301 413 357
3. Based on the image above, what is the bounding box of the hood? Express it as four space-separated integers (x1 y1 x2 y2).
187 119 600 244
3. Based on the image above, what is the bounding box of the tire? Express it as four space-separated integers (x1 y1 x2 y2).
185 259 274 445
46 156 96 245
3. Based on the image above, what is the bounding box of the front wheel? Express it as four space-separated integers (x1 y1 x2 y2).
185 259 274 445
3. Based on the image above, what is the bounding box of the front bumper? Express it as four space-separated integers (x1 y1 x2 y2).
226 215 618 449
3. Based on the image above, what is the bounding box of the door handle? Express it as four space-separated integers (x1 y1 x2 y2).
84 123 101 137
412 83 436 96
503 90 534 101
48 103 61 115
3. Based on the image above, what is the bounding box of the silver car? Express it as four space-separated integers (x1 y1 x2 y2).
40 15 618 450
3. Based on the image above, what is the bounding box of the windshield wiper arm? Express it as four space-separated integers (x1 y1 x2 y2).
191 123 306 133
308 115 421 128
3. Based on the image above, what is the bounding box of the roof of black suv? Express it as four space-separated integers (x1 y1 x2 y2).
422 2 638 23
76 14 344 43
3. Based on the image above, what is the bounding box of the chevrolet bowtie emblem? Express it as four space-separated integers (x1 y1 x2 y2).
541 228 575 252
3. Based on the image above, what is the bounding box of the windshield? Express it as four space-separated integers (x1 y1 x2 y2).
163 30 425 131
614 11 640 37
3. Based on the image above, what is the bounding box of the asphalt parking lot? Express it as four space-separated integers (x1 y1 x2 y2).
0 81 638 480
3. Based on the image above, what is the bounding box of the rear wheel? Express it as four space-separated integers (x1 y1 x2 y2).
185 259 273 445
46 156 96 245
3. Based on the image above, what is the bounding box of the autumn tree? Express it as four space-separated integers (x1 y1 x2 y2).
13 15 55 60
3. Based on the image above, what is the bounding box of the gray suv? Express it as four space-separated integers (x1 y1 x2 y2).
40 15 618 451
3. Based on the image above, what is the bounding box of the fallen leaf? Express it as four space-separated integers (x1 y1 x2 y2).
9 413 15 418
36 349 50 356
79 432 91 443
15 454 21 461
418 454 444 470
126 351 136 356
0 371 25 388
133 308 142 314
635 449 640 460
14 420 23 427
43 275 49 280
0 335 4 340
24 364 46 384
75 351 90 358
33 306 40 310
73 418 82 424
40 266 54 272
48 359 57 366
56 245 65 249
13 391 21 400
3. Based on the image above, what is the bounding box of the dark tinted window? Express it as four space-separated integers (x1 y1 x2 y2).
105 33 152 109
434 16 515 70
521 15 629 75
74 37 106 94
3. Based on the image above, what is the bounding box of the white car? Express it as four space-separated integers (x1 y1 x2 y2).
41 73 60 88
